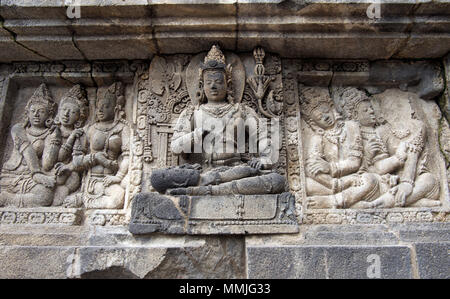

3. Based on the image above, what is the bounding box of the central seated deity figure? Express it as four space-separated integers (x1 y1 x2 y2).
151 45 286 196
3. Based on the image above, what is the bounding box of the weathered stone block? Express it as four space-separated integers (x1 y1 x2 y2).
415 242 450 279
247 245 413 279
0 246 74 279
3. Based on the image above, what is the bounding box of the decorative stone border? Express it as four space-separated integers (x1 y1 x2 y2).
303 208 450 225
0 207 81 226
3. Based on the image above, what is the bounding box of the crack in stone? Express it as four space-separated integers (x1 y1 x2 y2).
0 14 52 61
235 1 239 52
64 12 98 89
409 244 420 279
389 3 422 59
147 1 160 56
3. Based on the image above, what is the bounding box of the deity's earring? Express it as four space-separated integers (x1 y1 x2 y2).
45 118 54 128
196 81 204 104
53 116 61 126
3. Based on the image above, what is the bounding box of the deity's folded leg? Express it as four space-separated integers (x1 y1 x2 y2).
405 172 440 207
199 165 259 186
186 173 286 196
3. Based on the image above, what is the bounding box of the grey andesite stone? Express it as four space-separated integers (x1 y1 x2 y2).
415 243 450 279
0 0 449 280
0 1 449 62
247 245 413 279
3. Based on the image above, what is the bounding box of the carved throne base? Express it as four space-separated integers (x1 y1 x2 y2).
129 192 299 235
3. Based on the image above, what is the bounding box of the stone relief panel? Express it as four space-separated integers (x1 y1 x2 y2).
129 45 298 235
0 51 448 230
0 61 139 226
286 60 450 225
0 82 133 210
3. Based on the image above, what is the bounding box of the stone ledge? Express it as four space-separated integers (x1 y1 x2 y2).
0 228 246 278
1 1 449 61
246 222 450 278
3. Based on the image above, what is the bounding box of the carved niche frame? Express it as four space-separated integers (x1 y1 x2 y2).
0 60 148 227
282 59 450 225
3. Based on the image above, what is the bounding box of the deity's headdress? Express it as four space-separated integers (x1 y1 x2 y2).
25 83 56 127
57 84 89 128
333 87 369 120
197 45 234 104
103 81 125 107
201 45 227 72
299 86 334 120
97 81 126 123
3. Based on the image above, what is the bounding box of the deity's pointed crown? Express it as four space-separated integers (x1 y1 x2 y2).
61 84 88 107
333 87 369 120
27 83 56 114
299 86 333 118
59 85 89 126
102 81 125 108
201 45 226 71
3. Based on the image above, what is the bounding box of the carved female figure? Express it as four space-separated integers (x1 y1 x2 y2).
70 82 130 209
301 87 379 209
157 45 286 196
51 85 89 206
337 87 440 208
0 84 59 207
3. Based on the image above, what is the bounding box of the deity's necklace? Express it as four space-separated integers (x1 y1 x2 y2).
322 121 346 145
26 126 50 139
93 120 119 132
200 103 234 118
360 127 378 140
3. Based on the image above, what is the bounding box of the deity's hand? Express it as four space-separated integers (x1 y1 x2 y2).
103 175 122 187
307 158 330 176
55 162 73 177
94 152 118 171
395 141 408 162
393 182 413 207
32 173 56 189
248 158 263 171
68 128 84 143
367 138 384 158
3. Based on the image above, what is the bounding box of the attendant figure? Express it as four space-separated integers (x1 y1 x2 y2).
52 85 89 206
0 84 59 207
69 82 130 209
301 87 379 209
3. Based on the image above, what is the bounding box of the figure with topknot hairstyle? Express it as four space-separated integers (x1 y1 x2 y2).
51 84 89 206
67 82 131 209
153 45 286 196
0 84 59 207
300 86 379 209
334 87 440 208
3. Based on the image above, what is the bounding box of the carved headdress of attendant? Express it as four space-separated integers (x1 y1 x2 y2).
299 86 342 134
196 45 234 105
55 84 89 128
97 81 126 123
333 87 371 122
